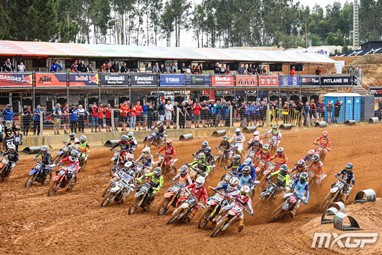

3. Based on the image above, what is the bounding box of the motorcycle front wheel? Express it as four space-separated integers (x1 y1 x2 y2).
47 182 60 196
25 175 36 189
66 178 76 192
43 172 52 186
210 217 229 238
167 208 183 225
157 198 171 215
198 207 213 229
128 197 140 215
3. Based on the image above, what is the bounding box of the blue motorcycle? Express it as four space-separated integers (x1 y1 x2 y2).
25 161 55 188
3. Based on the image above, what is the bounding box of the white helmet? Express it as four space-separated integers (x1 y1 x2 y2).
253 131 260 136
142 147 151 154
195 176 205 188
235 128 241 133
124 161 133 169
244 158 252 165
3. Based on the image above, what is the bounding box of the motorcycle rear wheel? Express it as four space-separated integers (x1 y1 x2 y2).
66 178 76 192
198 207 212 229
128 197 140 215
210 217 229 238
100 194 113 207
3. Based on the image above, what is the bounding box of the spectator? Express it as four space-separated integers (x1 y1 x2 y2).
214 62 221 74
315 99 322 120
91 102 99 132
290 66 296 76
315 66 322 75
3 58 14 72
327 100 333 123
160 64 166 74
142 101 149 130
185 99 193 128
196 63 203 74
52 103 62 135
225 65 231 75
200 100 209 128
178 101 186 129
220 64 226 74
165 100 174 129
17 62 26 72
147 101 155 129
78 61 87 72
170 62 177 73
309 99 316 125
111 60 119 73
333 99 343 124
158 100 166 122
3 104 14 123
33 105 43 135
86 63 94 73
69 104 78 133
129 104 137 130
62 103 69 134
21 105 32 136
97 103 104 132
120 63 127 73
180 63 187 73
50 60 62 72
105 104 112 132
71 60 79 72
193 100 202 128
135 101 143 130
114 105 120 131
152 62 160 73
120 101 129 131
237 64 245 74
77 104 87 133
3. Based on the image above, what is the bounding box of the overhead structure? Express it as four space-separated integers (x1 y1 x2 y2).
353 0 360 49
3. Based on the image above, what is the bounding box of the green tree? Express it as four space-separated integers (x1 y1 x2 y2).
0 3 10 39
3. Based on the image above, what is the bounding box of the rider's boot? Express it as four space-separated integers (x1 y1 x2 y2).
238 219 244 232
339 193 347 203
290 206 299 218
187 209 197 223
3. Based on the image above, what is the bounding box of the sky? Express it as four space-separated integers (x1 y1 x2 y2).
175 0 350 47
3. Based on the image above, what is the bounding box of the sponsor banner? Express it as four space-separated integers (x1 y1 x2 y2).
280 75 301 86
160 74 185 87
370 87 382 97
211 75 234 87
69 73 99 86
301 76 320 86
0 73 33 87
258 75 279 87
321 76 352 86
36 73 67 87
130 73 158 87
236 75 257 87
100 73 128 86
185 74 210 87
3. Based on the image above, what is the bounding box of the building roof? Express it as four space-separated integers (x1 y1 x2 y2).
0 40 336 64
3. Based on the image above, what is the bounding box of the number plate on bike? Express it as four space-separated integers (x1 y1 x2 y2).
58 170 66 175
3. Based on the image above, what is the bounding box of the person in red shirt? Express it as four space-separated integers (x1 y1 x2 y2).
193 100 202 128
105 104 112 132
129 104 137 130
184 177 208 222
91 103 98 132
135 101 143 130
290 66 296 76
313 131 331 162
97 103 104 132
157 139 176 172
269 147 288 171
120 101 129 131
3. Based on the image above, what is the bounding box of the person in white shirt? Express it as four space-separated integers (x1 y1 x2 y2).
165 101 174 129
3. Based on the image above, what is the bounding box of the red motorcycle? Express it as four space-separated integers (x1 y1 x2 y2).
157 181 186 215
47 166 77 196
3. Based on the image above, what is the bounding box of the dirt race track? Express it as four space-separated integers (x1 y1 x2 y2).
1 124 381 255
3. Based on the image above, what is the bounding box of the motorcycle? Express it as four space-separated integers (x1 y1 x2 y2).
315 145 329 162
321 179 349 211
128 183 152 215
166 188 203 224
53 142 74 164
110 150 131 176
0 158 11 182
268 193 305 222
101 169 135 207
78 152 89 172
258 162 277 189
210 202 252 238
187 165 208 181
156 153 177 175
157 181 186 215
268 138 278 155
25 161 55 188
198 188 229 229
134 163 151 180
143 131 166 148
307 169 326 185
260 179 283 201
214 147 231 166
47 165 77 196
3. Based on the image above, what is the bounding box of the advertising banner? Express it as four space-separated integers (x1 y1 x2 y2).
185 74 210 87
160 74 185 87
370 87 382 98
100 73 129 86
130 73 158 87
280 75 301 86
0 73 33 87
301 76 320 86
211 75 234 87
258 75 279 87
69 73 99 86
236 75 257 87
36 73 67 87
321 76 352 86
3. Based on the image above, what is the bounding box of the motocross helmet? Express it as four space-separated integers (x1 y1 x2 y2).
153 167 162 178
263 144 270 152
201 141 208 148
253 131 260 136
312 154 320 163
233 154 241 161
240 185 250 196
127 154 134 162
195 176 205 188
166 139 173 146
235 128 241 134
277 147 284 155
69 133 76 140
345 163 353 172
128 169 136 177
124 161 133 169
156 121 163 127
222 136 228 141
40 146 48 154
297 159 305 168
127 132 134 140
223 173 233 182
80 135 87 143
253 136 260 143
70 150 79 158
204 147 212 155
142 147 151 154
299 172 308 183
244 158 252 165
197 153 206 162
120 135 128 142
242 165 251 175
229 176 239 187
279 164 289 176
308 149 315 156
8 144 16 153
179 165 188 176
322 131 329 138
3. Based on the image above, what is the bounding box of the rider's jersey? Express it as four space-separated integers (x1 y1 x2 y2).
269 154 288 165
256 150 271 161
153 125 165 134
137 154 154 167
219 141 230 150
234 194 253 214
158 145 176 159
3 150 19 163
75 141 90 153
239 174 255 187
173 173 192 186
144 172 164 190
226 161 241 175
308 161 324 175
335 169 355 185
229 133 246 144
67 138 79 144
247 139 263 151
186 183 208 204
291 179 309 201
269 170 290 188
265 129 282 141
61 156 80 172
215 183 238 194
314 137 331 149
238 164 256 180
35 152 53 165
189 160 211 176
205 154 215 166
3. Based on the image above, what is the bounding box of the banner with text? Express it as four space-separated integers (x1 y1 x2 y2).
321 76 352 86
185 74 210 87
100 73 129 86
69 73 99 86
130 73 158 87
0 73 33 87
36 73 67 87
301 76 320 86
211 75 234 87
280 75 301 86
236 75 257 87
258 75 279 87
160 74 185 87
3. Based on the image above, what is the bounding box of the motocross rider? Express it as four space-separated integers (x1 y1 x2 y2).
34 146 53 174
264 124 282 147
267 164 291 191
289 172 309 217
157 139 176 170
188 153 211 178
247 131 263 154
291 159 307 179
238 166 257 190
308 154 325 183
150 121 166 141
185 176 208 222
204 147 215 169
66 133 79 145
193 141 209 157
334 163 355 202
137 167 164 208
2 144 19 173
136 147 154 171
126 132 138 153
313 131 331 161
59 150 81 174
303 149 316 167
269 147 289 170
213 176 240 195
255 144 272 167
224 154 241 176
229 128 246 157
218 136 231 158
110 135 131 160
74 135 90 163
238 158 257 180
172 165 192 186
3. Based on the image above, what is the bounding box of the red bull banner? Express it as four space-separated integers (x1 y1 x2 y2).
211 75 234 87
69 73 99 86
36 73 67 87
0 73 33 87
236 75 257 87
258 75 279 87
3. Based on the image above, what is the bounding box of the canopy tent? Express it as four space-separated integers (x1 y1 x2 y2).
0 40 336 64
